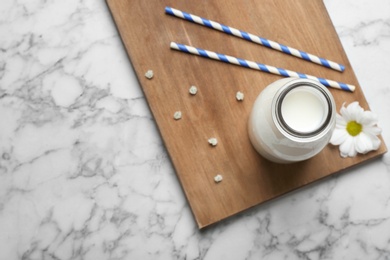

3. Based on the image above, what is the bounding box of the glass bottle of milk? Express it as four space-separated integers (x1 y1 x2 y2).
248 78 336 164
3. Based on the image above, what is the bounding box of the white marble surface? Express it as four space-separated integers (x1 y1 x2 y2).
1 0 390 259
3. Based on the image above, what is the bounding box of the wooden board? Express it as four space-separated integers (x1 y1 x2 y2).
107 0 387 228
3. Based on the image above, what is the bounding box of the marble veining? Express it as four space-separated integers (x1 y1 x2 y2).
1 0 390 259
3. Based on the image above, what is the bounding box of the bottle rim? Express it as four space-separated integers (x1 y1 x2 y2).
273 80 334 138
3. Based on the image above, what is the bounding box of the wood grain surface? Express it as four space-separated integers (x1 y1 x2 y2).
107 0 387 228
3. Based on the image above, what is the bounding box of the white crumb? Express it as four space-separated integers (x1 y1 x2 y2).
236 91 244 101
214 174 223 183
173 111 182 120
208 137 218 146
145 70 154 79
189 85 198 95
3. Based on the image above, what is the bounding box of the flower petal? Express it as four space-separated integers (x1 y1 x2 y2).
372 136 381 150
363 125 382 136
339 136 357 158
341 101 364 122
355 133 373 154
347 102 364 122
339 103 351 121
359 110 378 126
365 132 382 150
330 129 348 145
335 114 347 128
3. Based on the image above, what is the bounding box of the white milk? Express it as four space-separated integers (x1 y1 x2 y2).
280 86 328 134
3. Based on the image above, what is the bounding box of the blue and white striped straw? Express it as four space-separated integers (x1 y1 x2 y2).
170 42 355 92
165 7 345 72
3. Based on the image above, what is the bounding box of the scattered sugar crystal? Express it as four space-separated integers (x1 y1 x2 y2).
173 111 182 120
214 174 223 183
189 85 198 95
145 70 154 79
208 138 218 146
236 91 244 101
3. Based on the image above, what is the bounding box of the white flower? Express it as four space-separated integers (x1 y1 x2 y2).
330 101 381 158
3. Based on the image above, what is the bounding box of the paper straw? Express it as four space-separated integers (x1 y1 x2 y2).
170 42 355 92
165 7 345 72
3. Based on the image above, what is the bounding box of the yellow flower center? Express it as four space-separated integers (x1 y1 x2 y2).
346 121 362 136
